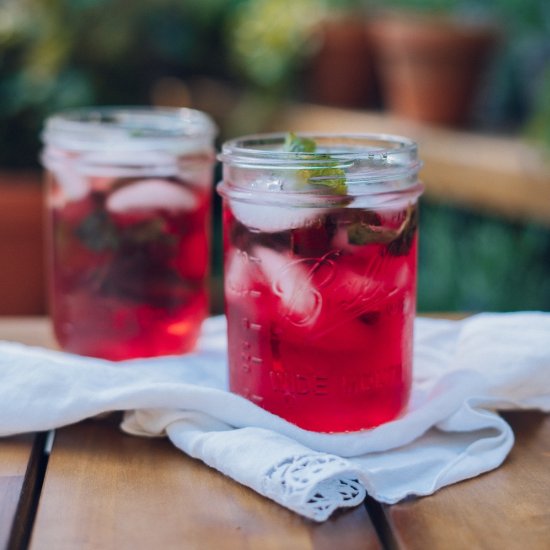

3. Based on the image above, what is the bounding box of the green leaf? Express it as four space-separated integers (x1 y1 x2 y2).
75 210 119 252
387 205 418 256
347 205 418 256
347 211 386 245
76 209 176 253
283 131 316 153
283 132 347 194
123 218 176 246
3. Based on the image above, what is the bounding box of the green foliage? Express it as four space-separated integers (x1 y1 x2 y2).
418 201 550 312
1 0 548 165
0 0 235 167
227 0 321 90
526 68 550 150
374 0 463 13
489 0 550 35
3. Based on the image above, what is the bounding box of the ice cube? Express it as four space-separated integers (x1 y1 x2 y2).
253 246 321 326
327 255 406 317
224 249 252 300
230 201 324 233
106 179 197 213
52 167 88 203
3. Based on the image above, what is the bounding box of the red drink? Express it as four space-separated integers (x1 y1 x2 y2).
42 108 216 360
48 175 211 360
219 133 422 432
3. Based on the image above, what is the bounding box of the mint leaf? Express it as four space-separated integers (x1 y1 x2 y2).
284 132 316 153
387 205 418 256
347 211 387 245
347 211 394 246
75 210 119 252
123 218 176 246
302 159 347 194
283 132 347 194
76 209 176 253
347 205 418 256
348 222 393 245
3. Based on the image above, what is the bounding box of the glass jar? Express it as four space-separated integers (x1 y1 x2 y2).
41 107 217 360
218 133 423 432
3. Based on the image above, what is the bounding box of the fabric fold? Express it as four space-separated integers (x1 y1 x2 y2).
0 313 549 521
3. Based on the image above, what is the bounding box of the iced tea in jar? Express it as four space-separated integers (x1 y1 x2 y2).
42 107 217 360
218 133 423 432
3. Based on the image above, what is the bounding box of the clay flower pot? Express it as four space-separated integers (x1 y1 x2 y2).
305 13 376 109
368 14 497 126
0 171 46 314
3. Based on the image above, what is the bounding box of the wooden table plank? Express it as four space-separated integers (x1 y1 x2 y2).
4 318 548 548
29 417 381 550
384 411 550 550
0 317 55 348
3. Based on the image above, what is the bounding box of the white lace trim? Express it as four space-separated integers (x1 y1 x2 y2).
261 454 366 521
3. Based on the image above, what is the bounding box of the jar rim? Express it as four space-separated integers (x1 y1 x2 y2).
219 132 419 168
42 106 217 152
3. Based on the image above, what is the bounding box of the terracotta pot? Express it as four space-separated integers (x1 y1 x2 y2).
0 171 46 315
305 14 377 109
368 14 497 126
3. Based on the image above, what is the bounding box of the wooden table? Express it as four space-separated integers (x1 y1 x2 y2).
1 318 549 549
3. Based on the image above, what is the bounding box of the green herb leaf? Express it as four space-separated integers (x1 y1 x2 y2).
347 205 418 256
387 205 418 256
98 247 194 309
302 160 347 194
284 132 316 153
283 132 347 194
348 223 393 245
76 210 176 253
123 218 176 246
75 210 120 252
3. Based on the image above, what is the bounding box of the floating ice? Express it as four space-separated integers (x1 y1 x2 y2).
43 150 89 203
224 249 252 299
253 246 321 326
51 166 88 203
106 179 198 213
230 201 323 233
329 257 409 316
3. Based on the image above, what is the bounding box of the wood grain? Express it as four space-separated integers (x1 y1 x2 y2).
0 435 35 549
29 418 380 550
0 317 55 348
384 411 550 550
4 318 548 549
272 105 550 226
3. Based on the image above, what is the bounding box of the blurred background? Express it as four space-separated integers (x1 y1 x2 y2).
1 0 549 314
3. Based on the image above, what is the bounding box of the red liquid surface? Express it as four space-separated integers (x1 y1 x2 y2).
223 204 417 432
49 175 211 360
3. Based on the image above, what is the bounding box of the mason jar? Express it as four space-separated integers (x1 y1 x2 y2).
41 107 217 360
218 133 423 432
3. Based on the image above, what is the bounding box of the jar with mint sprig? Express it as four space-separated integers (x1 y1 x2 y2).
218 132 423 433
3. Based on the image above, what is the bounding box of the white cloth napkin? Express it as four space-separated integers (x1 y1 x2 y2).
0 313 549 521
